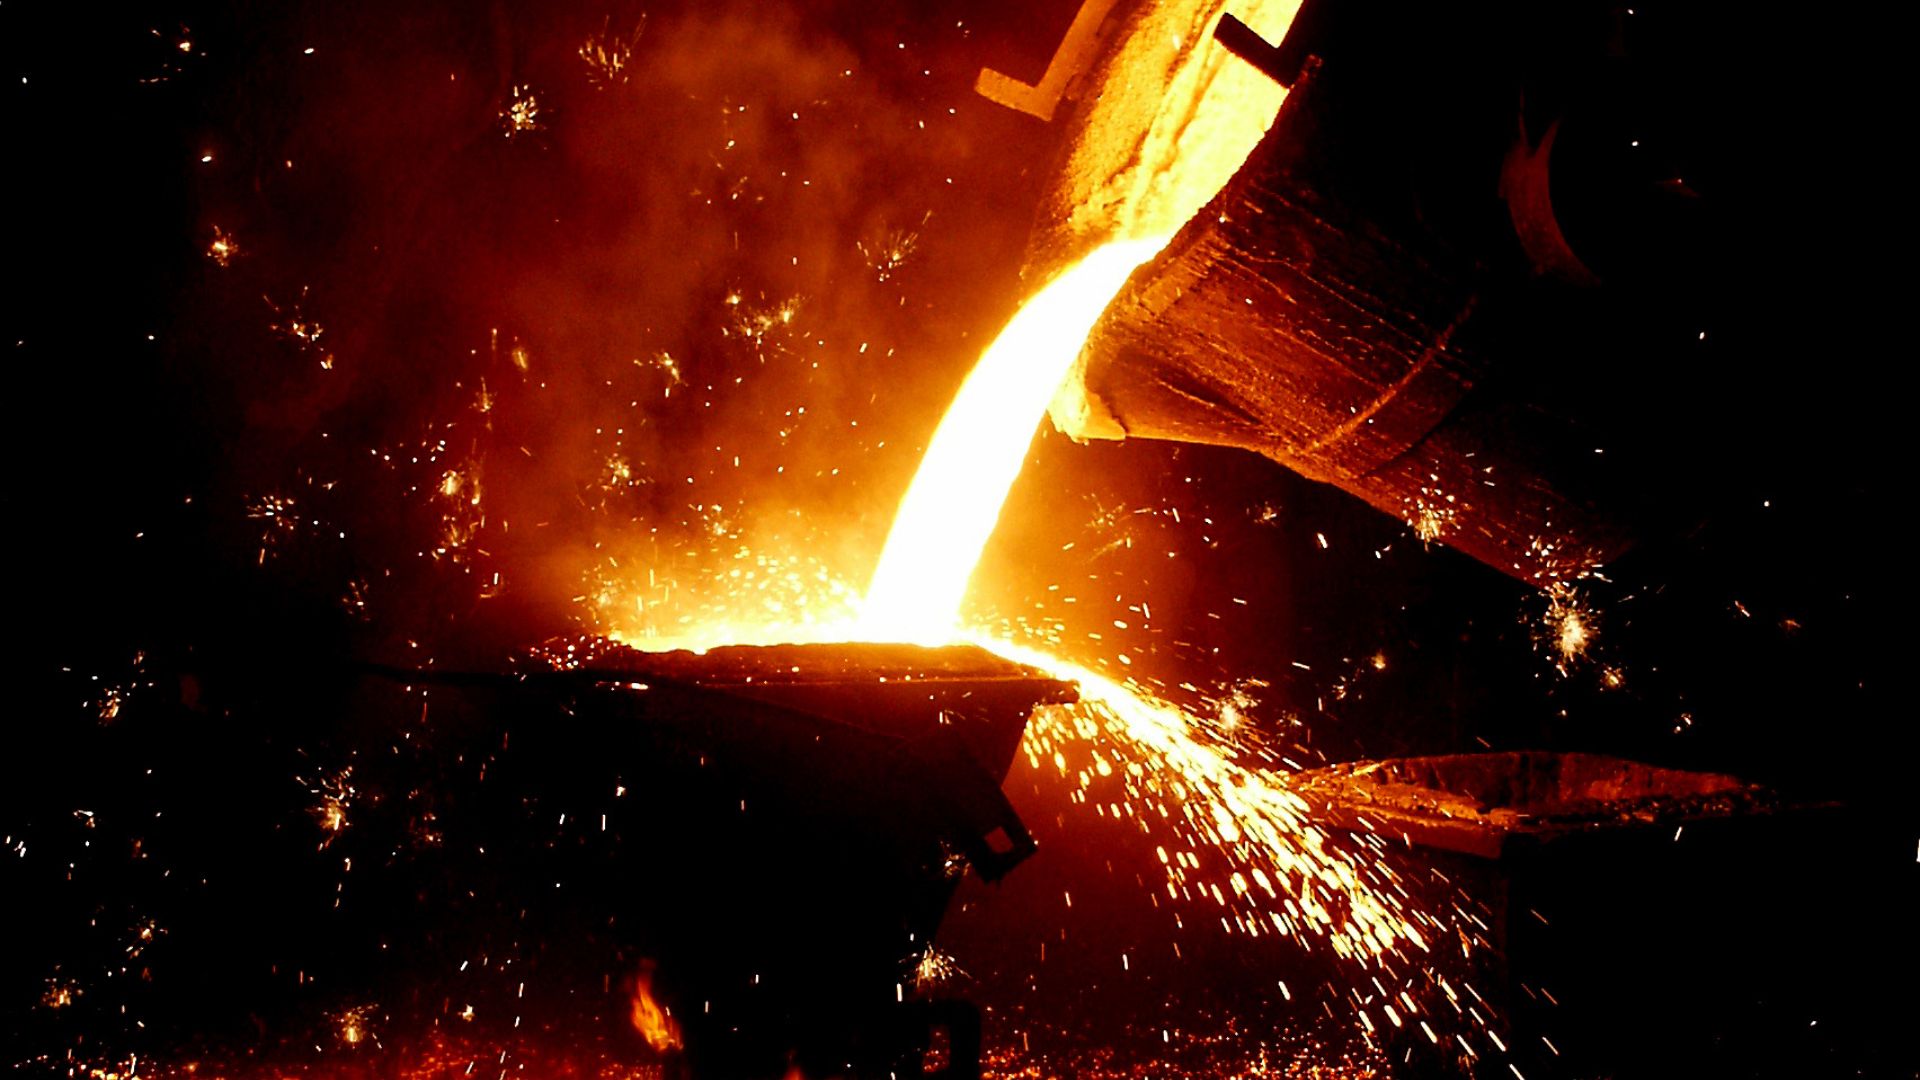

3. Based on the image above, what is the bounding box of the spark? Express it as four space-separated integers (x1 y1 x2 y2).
503 85 541 137
245 492 300 562
1521 534 1607 586
579 16 644 88
332 1003 376 1048
207 224 239 266
641 350 684 394
912 945 967 990
1403 480 1458 543
266 289 335 369
723 293 804 360
858 218 925 282
434 461 485 558
593 541 863 654
341 577 371 620
126 918 163 959
491 328 532 373
305 767 355 848
1539 581 1595 671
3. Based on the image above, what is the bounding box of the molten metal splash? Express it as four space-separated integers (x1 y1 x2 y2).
858 236 1171 643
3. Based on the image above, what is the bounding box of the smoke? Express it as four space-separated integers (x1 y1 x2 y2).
116 0 1062 662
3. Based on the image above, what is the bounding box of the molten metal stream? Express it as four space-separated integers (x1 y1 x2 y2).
858 236 1170 642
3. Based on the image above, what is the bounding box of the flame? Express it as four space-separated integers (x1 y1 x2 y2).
858 236 1169 642
627 966 682 1053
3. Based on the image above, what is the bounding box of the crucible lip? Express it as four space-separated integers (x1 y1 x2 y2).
574 638 1078 696
533 637 1079 797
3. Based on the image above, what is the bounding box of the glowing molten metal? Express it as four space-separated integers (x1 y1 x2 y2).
859 236 1170 641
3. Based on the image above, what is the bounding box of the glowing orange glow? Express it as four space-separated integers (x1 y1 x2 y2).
858 236 1169 642
627 966 682 1053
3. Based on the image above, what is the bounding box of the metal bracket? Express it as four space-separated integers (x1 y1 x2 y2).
974 0 1123 121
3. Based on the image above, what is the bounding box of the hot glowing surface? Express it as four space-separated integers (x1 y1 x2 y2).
858 236 1171 642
